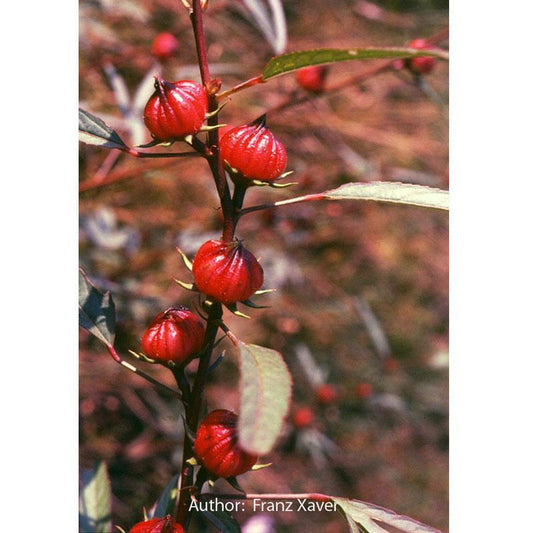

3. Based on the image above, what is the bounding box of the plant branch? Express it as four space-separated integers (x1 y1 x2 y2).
239 192 325 217
217 75 264 100
106 345 181 397
125 147 202 159
190 0 234 242
197 492 332 502
230 181 248 237
216 27 449 116
175 302 223 527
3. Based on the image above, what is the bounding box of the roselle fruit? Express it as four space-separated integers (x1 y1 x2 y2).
406 38 436 75
141 306 205 364
292 406 314 429
316 384 338 405
192 239 263 305
151 32 179 62
143 78 207 141
129 515 184 533
194 409 258 478
296 65 328 93
219 115 287 182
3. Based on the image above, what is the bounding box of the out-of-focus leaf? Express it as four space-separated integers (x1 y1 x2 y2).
242 514 275 533
79 269 116 347
237 342 292 456
323 182 449 210
79 108 127 150
152 474 180 519
103 62 131 117
266 0 287 54
199 507 242 532
262 47 448 79
133 65 161 114
241 0 287 54
80 462 113 533
333 497 442 533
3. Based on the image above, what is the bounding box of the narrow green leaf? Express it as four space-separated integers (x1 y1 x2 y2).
79 461 113 533
199 507 242 533
236 342 292 456
324 182 449 210
79 269 116 347
262 47 448 80
79 108 128 150
152 474 179 518
332 497 442 533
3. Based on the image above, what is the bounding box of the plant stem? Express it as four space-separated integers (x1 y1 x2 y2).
217 75 264 100
126 148 202 158
189 0 234 242
230 182 248 237
197 492 332 502
239 192 325 217
175 302 223 527
106 345 181 397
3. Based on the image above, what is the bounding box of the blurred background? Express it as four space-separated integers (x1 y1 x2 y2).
79 0 448 531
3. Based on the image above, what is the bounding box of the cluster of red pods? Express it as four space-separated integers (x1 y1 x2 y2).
139 71 283 502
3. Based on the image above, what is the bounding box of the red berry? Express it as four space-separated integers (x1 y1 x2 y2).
143 78 207 141
355 382 373 400
219 116 287 182
192 239 264 305
141 307 205 364
129 515 184 533
151 32 179 62
316 384 338 405
296 65 328 93
292 406 314 429
406 38 436 75
194 410 258 478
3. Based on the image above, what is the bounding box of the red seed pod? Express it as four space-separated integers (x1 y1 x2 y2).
406 38 436 75
292 406 314 429
296 65 328 93
129 515 184 533
151 32 179 62
192 239 264 305
143 78 207 141
316 384 338 405
141 306 205 364
219 116 287 182
194 409 258 478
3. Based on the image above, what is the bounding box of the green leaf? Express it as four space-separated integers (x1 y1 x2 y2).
236 342 292 456
199 507 242 533
80 461 113 533
79 108 128 150
152 474 179 518
324 182 449 210
332 497 442 533
79 269 116 347
262 47 448 80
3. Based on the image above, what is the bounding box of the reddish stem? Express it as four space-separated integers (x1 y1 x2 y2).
198 492 332 502
106 345 181 397
217 75 264 100
190 0 235 242
239 192 325 217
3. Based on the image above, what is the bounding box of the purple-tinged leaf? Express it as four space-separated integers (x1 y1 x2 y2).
79 269 116 347
79 108 127 150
